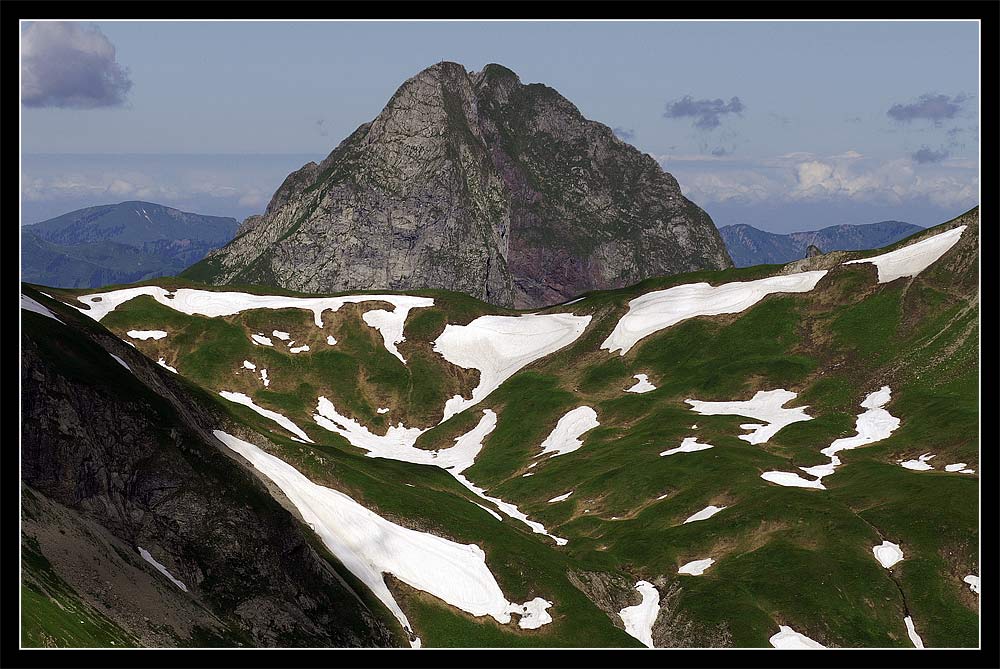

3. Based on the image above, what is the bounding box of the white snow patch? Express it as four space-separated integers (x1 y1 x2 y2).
536 407 600 458
683 505 727 524
656 494 670 501
213 429 552 638
963 575 980 594
602 271 827 355
109 354 131 372
251 333 273 346
126 329 168 340
618 581 660 648
377 407 390 414
474 503 503 522
289 344 310 353
219 391 314 443
548 491 573 503
872 541 904 569
945 463 967 472
899 453 935 471
242 360 256 370
522 473 534 478
260 369 270 387
326 335 337 345
156 358 178 374
74 287 433 362
960 469 976 474
271 330 290 340
434 313 592 422
687 389 812 445
844 225 966 284
625 374 657 393
660 437 714 457
761 471 826 490
769 625 825 649
763 387 900 490
137 547 188 592
311 403 567 546
904 616 924 649
21 294 64 323
678 558 715 576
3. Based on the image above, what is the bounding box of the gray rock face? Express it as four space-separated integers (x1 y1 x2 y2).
185 62 732 308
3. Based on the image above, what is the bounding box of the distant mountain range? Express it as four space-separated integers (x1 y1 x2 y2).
22 201 239 288
720 221 925 267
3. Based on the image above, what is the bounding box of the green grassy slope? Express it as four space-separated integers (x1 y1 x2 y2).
27 206 979 648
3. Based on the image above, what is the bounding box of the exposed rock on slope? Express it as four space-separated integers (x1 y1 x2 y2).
184 62 731 308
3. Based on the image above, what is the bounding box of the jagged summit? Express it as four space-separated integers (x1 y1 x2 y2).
184 62 732 308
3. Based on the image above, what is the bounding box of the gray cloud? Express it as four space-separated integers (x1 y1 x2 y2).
316 118 329 137
612 126 635 141
711 147 730 157
887 93 968 126
22 22 132 108
911 146 949 164
664 95 745 130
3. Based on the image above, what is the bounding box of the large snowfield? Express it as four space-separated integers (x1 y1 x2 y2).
844 225 966 283
686 389 813 445
618 581 660 648
214 429 554 647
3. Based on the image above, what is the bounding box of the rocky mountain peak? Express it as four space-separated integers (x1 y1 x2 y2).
184 62 733 307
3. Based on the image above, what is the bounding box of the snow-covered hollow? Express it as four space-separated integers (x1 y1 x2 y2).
213 429 552 642
683 505 727 524
433 313 592 422
619 581 660 648
678 558 715 576
127 330 168 340
548 491 573 503
625 374 657 393
769 625 825 649
660 437 714 457
844 225 966 284
138 547 188 592
686 389 812 445
601 271 828 355
251 333 274 346
964 575 980 594
872 541 904 569
904 616 924 648
219 391 313 443
74 287 433 364
536 407 600 459
21 294 64 323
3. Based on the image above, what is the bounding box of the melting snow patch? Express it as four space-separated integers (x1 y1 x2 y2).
687 389 812 445
960 469 976 474
326 335 337 345
899 453 935 471
683 505 727 524
626 374 657 393
475 503 503 521
21 294 64 323
548 491 573 503
377 407 390 414
844 226 966 284
220 391 313 443
904 616 924 649
761 471 826 489
271 330 290 340
945 463 967 472
73 287 433 363
138 547 187 592
872 541 904 569
522 473 534 478
678 558 715 576
311 403 568 546
213 429 553 638
963 575 980 594
242 360 256 370
157 358 178 374
536 407 600 458
251 333 273 346
619 581 660 648
769 625 825 649
601 271 827 355
512 598 553 630
289 344 310 353
260 369 269 387
660 437 714 457
126 330 168 340
434 313 592 422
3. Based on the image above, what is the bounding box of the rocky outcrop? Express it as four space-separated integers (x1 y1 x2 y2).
184 62 732 308
20 299 401 647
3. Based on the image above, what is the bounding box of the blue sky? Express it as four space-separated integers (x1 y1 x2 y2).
21 20 980 230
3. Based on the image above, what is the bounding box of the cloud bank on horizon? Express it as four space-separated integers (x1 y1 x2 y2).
21 22 133 109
